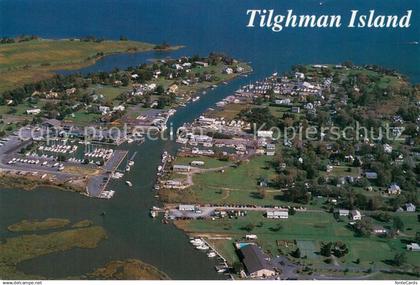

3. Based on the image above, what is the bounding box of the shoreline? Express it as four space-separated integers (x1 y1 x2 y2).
0 38 184 93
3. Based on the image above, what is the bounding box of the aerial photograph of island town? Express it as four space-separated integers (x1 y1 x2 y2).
0 0 418 283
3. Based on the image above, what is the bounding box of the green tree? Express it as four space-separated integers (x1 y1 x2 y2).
291 247 301 258
393 253 406 266
243 223 255 232
393 217 404 232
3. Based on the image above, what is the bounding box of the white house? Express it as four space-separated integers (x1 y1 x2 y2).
372 225 387 235
224 67 234 74
178 204 196 211
173 164 191 172
387 183 401 195
338 209 350 216
113 105 125 112
275 99 291 105
26 108 41 115
257 130 273 139
407 243 420 251
383 144 393 154
295 72 305 80
245 234 258 240
350 210 362 220
99 106 110 114
195 61 208 67
266 210 288 219
405 203 416 212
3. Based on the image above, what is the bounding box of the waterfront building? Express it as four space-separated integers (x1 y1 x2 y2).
238 244 276 278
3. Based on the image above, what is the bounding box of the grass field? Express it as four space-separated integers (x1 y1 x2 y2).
189 155 281 205
206 103 249 120
64 110 101 125
0 39 157 92
173 156 230 169
86 85 131 103
177 211 420 271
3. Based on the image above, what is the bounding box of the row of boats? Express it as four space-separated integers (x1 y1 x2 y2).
125 159 135 172
190 238 216 257
189 238 230 273
156 151 172 177
39 144 78 154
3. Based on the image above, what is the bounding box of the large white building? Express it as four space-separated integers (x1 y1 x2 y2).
266 210 288 219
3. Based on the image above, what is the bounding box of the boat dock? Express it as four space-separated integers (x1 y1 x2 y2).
192 237 234 279
104 150 129 172
88 150 128 198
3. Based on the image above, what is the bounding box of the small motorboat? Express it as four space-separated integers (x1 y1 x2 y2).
125 181 132 187
196 245 209 250
207 251 217 258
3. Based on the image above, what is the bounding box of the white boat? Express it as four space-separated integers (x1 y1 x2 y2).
157 165 163 172
196 245 209 250
150 210 157 218
192 241 205 247
112 172 124 179
192 96 200 102
126 181 132 187
128 160 134 166
125 166 131 172
190 238 203 244
207 251 217 258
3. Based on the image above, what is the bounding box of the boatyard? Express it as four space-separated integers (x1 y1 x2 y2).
0 125 133 198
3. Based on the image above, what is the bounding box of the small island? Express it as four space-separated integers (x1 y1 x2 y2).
7 218 71 232
0 219 107 279
0 36 181 92
86 259 170 280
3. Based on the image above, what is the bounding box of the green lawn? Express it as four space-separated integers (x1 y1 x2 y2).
190 155 280 205
329 165 361 177
64 110 100 125
87 85 130 102
181 211 420 270
174 156 230 169
268 105 290 118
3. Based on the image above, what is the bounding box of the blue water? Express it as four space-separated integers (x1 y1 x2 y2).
0 0 419 280
1 0 419 82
